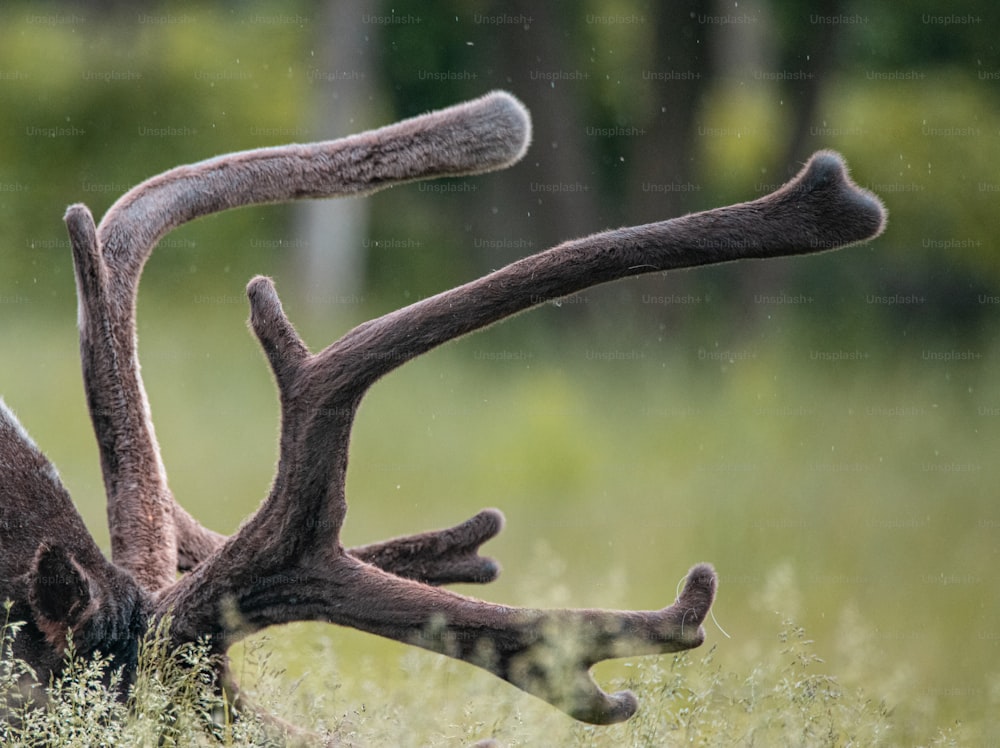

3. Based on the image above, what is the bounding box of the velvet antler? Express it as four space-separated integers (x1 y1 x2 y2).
0 91 886 731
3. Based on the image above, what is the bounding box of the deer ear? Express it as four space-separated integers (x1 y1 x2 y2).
28 545 97 648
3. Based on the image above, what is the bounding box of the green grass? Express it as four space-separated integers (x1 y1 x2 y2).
0 585 978 746
1 605 283 746
1 297 998 745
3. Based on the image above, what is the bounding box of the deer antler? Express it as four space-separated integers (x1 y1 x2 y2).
156 141 882 722
64 91 530 590
2 90 887 729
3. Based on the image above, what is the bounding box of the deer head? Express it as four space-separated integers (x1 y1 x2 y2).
0 91 886 730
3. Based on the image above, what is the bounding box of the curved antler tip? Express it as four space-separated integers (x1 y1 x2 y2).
606 689 640 723
686 561 717 585
245 275 309 371
798 149 888 241
676 562 718 618
63 202 102 273
482 89 531 139
246 275 285 319
63 203 97 242
796 149 852 194
246 273 276 296
462 89 533 168
476 507 506 535
480 89 523 111
571 688 639 725
804 147 847 169
247 275 280 319
247 275 282 326
63 202 95 224
474 558 503 583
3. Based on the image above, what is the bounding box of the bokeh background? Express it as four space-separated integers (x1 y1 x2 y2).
1 0 998 742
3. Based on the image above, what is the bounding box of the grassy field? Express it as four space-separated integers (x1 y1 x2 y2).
1 287 998 745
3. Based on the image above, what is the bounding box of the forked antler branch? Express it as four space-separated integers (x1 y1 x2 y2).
153 275 717 723
64 91 530 590
52 90 886 725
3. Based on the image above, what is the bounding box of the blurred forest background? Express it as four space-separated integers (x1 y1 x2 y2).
1 0 999 743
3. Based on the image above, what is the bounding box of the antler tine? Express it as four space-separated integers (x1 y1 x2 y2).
66 203 180 590
316 149 886 391
350 508 506 586
63 91 531 591
177 506 507 585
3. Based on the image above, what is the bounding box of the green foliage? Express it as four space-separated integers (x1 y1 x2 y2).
3 574 986 746
0 1 311 299
20 634 129 745
0 611 288 747
127 617 227 746
0 601 37 738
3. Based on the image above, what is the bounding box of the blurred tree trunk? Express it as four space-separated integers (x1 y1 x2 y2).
295 0 379 315
473 0 603 269
723 0 847 323
778 0 846 173
627 0 713 225
618 1 715 323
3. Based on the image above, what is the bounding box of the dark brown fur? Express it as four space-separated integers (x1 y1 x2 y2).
1 91 886 730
